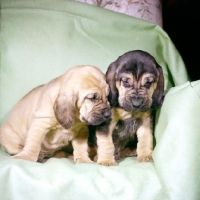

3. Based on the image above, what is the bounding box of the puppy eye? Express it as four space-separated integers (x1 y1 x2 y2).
121 79 130 87
87 96 96 101
144 82 152 89
86 93 98 101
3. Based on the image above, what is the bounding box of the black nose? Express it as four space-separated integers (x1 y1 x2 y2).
132 96 143 108
103 108 112 118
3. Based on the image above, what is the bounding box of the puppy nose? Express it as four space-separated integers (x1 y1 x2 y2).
132 96 143 108
103 108 112 118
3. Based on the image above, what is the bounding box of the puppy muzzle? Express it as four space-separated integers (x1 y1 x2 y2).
102 107 112 119
122 96 150 112
132 96 143 108
83 106 112 125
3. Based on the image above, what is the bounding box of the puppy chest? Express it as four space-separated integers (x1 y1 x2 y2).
112 117 142 151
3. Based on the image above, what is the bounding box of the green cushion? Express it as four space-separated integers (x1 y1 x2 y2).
1 1 198 200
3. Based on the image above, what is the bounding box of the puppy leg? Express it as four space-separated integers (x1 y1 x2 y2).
96 130 117 166
12 118 52 162
72 128 93 164
0 124 24 155
87 144 97 161
136 119 153 162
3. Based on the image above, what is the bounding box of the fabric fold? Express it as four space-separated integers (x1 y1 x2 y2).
154 81 200 200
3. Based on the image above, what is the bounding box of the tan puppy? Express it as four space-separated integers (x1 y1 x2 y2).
0 65 113 164
89 50 164 163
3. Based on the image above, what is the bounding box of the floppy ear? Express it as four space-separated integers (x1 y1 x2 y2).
151 64 165 109
106 62 119 107
53 93 76 129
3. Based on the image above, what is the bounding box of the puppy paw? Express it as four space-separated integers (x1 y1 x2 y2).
93 155 98 162
137 154 153 163
75 157 94 164
97 159 118 166
11 154 37 162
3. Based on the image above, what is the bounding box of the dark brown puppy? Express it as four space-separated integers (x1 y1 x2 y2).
90 50 164 163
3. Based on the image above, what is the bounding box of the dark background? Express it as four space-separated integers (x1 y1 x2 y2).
162 0 200 81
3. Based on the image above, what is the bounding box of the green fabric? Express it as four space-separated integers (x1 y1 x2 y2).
0 0 189 125
0 0 197 200
1 81 200 200
154 80 200 200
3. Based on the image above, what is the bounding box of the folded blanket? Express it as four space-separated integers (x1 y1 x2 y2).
0 81 199 200
154 80 200 200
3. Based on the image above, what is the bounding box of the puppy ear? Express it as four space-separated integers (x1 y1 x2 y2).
151 64 165 109
106 62 119 107
54 93 76 129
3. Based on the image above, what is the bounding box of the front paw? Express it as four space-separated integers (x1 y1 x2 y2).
93 155 98 162
75 157 94 164
11 153 37 162
97 159 118 166
137 154 153 162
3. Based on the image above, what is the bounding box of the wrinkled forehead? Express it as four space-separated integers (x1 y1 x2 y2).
77 75 110 97
69 65 106 82
118 72 158 87
80 73 107 87
117 59 158 81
